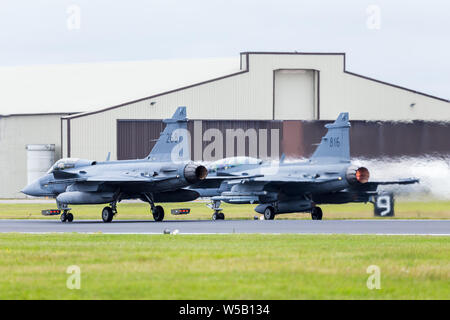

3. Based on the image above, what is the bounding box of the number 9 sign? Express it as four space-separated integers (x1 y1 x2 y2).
373 193 394 217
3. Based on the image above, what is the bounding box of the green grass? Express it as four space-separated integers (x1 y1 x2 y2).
0 201 449 220
0 233 448 299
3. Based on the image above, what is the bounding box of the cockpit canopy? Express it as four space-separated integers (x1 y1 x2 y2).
47 158 96 174
208 157 263 173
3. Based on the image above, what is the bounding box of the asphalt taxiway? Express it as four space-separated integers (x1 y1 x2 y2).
0 219 448 235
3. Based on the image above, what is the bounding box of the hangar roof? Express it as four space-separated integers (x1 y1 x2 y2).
1 52 447 118
63 52 449 121
0 57 239 116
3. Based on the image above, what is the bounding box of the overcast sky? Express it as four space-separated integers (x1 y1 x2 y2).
0 0 448 100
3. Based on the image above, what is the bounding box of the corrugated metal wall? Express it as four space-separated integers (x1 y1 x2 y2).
0 114 65 198
117 119 450 161
195 120 283 160
117 120 283 161
286 120 450 158
117 120 165 160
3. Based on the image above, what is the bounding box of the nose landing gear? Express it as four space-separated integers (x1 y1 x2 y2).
56 202 74 223
212 212 225 220
60 210 74 223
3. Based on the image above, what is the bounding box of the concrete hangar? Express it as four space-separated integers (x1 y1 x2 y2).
1 52 449 198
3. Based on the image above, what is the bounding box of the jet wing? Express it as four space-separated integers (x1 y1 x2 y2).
227 175 340 185
48 175 179 186
49 168 181 188
365 178 419 186
348 178 419 192
189 174 264 189
229 176 418 187
205 174 264 180
223 175 344 196
84 175 179 183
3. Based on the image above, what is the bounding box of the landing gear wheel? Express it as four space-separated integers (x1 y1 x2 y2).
102 207 114 223
152 205 164 222
60 212 67 223
264 206 275 220
311 207 323 220
212 212 225 220
66 213 74 222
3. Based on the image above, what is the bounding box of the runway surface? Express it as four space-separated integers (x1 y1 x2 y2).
0 219 449 235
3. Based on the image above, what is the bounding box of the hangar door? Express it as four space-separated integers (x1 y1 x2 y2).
117 120 165 160
117 120 282 160
274 69 317 120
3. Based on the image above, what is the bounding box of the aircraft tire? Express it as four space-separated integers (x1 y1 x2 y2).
102 207 114 223
66 213 74 222
152 205 164 222
263 206 275 220
311 207 323 220
60 212 67 223
212 212 224 220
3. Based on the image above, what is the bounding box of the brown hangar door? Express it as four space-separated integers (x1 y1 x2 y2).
116 119 449 161
117 120 165 160
117 119 283 161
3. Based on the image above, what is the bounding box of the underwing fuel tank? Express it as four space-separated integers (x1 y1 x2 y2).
152 189 200 202
56 191 115 204
255 199 313 214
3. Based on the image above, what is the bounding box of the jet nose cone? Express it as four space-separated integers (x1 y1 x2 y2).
21 180 42 197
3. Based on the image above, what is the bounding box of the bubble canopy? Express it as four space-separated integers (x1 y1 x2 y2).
46 158 95 174
208 157 262 172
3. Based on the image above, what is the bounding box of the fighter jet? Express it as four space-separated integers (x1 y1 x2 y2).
22 107 208 223
189 113 418 220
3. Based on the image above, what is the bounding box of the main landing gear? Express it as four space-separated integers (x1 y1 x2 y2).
311 206 323 220
143 194 165 222
208 200 225 220
259 204 323 220
102 201 118 223
263 206 276 220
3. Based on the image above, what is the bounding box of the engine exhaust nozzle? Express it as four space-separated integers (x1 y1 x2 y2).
184 162 208 183
346 166 370 184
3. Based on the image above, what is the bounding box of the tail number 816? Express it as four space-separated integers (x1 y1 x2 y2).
329 137 340 148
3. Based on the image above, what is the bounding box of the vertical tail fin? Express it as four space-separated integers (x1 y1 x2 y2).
310 112 350 163
146 106 190 162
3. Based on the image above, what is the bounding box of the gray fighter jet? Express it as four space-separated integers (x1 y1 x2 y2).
22 107 208 223
189 113 418 220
